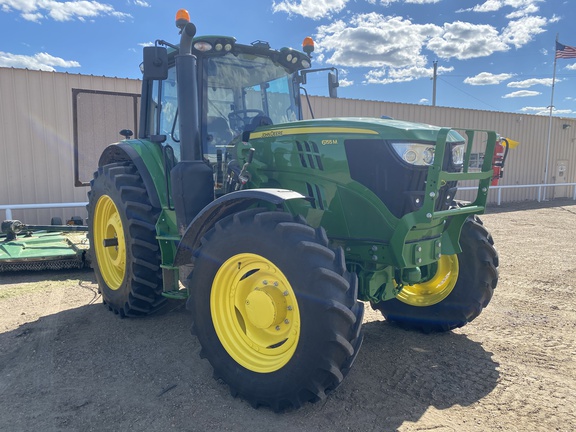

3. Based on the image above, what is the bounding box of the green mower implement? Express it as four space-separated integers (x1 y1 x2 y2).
0 220 88 272
86 9 498 410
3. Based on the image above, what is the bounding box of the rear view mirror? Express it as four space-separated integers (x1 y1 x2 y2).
142 46 168 80
328 71 339 98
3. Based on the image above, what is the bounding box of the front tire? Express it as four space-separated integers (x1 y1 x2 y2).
187 209 364 410
87 162 165 317
372 216 498 332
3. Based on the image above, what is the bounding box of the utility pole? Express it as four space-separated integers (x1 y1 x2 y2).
432 61 438 106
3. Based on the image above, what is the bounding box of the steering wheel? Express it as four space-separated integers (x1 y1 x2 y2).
228 109 266 130
249 114 273 129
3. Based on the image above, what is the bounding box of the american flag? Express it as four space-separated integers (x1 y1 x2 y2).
555 41 576 59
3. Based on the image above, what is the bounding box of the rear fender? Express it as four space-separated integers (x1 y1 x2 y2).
174 189 306 266
98 141 166 209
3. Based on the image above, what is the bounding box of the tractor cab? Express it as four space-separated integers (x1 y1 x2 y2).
142 37 312 163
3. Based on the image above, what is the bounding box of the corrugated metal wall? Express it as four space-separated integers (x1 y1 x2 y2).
0 68 141 224
305 96 576 204
1 67 574 225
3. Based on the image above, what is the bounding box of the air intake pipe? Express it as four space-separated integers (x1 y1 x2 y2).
170 10 214 234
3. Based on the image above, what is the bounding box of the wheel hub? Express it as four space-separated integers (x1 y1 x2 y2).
210 253 300 373
245 289 279 329
397 254 459 307
93 195 126 290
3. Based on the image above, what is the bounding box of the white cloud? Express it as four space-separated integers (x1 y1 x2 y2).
462 0 543 14
132 0 150 6
419 98 429 104
339 78 354 87
520 106 574 115
502 90 541 98
365 64 453 84
0 51 81 71
0 0 132 22
273 0 441 19
501 15 547 48
427 21 509 60
272 0 348 20
464 72 515 85
565 63 576 71
507 78 554 88
275 0 553 89
379 0 441 5
21 12 43 22
316 14 441 68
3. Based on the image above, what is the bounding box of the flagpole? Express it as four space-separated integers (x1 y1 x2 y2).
543 34 558 200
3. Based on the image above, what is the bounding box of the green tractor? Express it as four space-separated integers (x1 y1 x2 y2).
87 10 498 410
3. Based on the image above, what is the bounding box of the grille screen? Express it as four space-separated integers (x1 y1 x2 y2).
344 139 457 218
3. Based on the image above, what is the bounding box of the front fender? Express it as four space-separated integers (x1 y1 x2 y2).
174 189 306 266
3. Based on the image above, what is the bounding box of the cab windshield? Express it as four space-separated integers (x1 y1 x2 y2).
202 52 300 155
149 51 302 161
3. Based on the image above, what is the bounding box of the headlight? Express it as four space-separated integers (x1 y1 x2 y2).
391 143 435 166
194 41 213 52
452 143 465 165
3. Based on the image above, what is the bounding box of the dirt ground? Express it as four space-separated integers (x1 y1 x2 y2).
1 199 575 432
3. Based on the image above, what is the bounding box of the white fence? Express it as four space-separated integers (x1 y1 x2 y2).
0 202 88 221
460 183 576 206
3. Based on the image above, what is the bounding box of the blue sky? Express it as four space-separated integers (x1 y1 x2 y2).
1 0 575 117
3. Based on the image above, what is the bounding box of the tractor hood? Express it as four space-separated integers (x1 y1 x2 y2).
249 117 465 143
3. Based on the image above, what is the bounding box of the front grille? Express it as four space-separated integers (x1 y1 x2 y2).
344 139 459 219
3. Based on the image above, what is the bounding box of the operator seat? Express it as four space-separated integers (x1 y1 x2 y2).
207 116 234 153
241 114 273 142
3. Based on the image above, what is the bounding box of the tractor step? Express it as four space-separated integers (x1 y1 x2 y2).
161 289 189 300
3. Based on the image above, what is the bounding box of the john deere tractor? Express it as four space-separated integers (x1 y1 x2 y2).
87 10 498 410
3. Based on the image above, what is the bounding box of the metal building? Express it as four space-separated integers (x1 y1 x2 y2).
0 67 141 224
1 67 574 224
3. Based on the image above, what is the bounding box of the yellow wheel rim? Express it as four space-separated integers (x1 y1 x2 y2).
397 254 459 307
211 253 300 373
93 195 126 290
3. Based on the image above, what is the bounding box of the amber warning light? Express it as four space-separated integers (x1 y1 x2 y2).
175 9 190 28
302 37 314 56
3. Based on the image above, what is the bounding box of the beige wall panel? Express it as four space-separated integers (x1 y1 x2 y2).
0 68 141 224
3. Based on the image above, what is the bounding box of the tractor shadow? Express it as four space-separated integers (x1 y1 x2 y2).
0 269 499 431
330 318 501 428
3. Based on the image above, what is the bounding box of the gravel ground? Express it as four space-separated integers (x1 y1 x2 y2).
1 199 575 431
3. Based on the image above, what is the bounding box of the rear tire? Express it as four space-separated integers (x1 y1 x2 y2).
372 216 498 332
187 209 364 411
87 162 166 317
